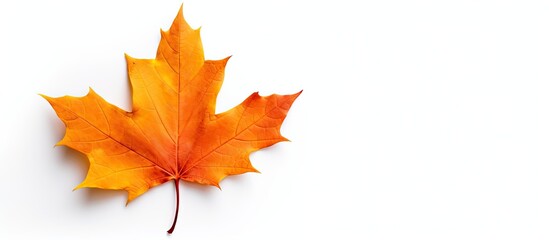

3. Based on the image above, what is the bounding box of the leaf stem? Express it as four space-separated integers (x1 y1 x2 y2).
167 179 180 234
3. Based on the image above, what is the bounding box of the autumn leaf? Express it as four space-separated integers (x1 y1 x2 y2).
41 5 300 233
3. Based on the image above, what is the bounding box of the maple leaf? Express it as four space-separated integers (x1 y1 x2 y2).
41 5 300 233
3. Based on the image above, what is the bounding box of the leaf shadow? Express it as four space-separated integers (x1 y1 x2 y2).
182 181 219 197
80 188 127 206
221 173 259 188
181 172 259 202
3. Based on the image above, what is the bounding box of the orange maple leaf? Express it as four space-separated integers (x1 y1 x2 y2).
41 5 300 233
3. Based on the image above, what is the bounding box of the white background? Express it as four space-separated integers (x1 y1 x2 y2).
2 0 549 239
